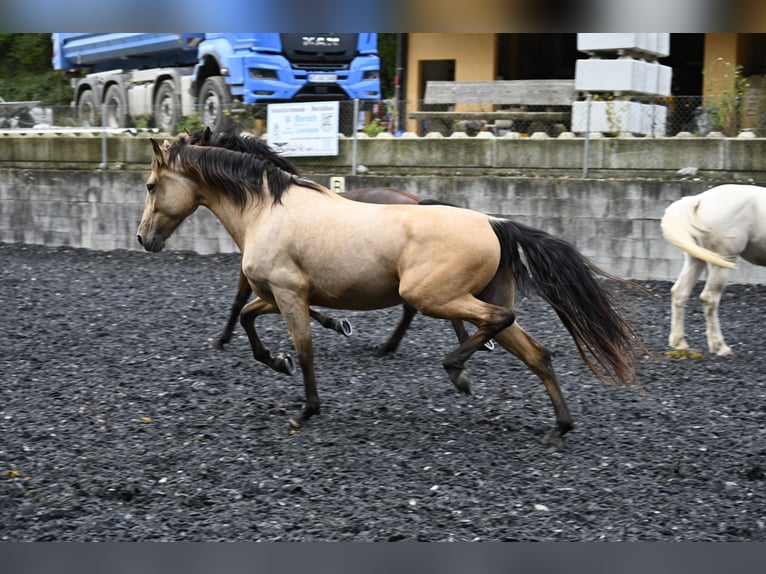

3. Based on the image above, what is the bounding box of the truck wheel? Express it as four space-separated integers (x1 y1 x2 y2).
154 80 178 133
104 85 127 128
198 76 232 131
77 90 99 127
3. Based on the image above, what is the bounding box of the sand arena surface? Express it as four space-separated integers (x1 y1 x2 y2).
1 242 765 541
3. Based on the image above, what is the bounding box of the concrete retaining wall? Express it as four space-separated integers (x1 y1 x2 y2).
0 168 239 255
2 133 766 283
3 130 766 178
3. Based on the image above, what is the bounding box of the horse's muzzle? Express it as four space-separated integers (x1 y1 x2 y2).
136 233 164 252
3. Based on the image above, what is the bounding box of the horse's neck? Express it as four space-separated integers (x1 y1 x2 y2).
202 181 337 250
200 190 265 252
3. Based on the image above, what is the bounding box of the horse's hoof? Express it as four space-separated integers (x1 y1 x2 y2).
274 353 295 375
288 417 302 430
211 338 225 350
339 319 353 337
543 421 573 447
452 371 474 395
289 404 318 430
542 431 565 448
482 339 495 352
374 344 396 357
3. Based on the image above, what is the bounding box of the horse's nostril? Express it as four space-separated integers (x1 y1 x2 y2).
136 234 143 246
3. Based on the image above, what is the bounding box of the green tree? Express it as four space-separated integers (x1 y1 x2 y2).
378 33 397 99
0 33 72 105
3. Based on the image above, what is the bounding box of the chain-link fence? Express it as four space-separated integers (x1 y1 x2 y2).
0 100 389 137
1 96 764 138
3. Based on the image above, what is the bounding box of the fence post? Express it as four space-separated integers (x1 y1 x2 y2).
582 94 592 178
351 98 359 176
100 102 107 170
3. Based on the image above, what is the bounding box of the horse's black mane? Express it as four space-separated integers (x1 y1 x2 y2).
169 130 324 207
187 128 301 175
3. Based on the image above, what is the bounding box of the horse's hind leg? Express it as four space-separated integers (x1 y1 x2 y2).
375 304 494 357
669 254 705 350
494 323 573 447
240 298 296 375
213 267 252 350
450 320 495 351
436 299 516 395
700 263 733 356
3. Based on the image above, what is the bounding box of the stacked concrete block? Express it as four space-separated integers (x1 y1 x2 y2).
572 33 672 136
577 33 670 59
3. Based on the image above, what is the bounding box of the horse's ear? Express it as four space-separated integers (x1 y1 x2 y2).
150 138 166 166
197 126 212 146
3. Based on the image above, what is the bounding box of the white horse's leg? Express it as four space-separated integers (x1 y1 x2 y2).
669 254 705 350
700 263 733 356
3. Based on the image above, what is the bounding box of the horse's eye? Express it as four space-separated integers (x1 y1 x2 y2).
146 183 156 193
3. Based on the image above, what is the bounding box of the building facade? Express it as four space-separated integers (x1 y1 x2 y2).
402 33 766 134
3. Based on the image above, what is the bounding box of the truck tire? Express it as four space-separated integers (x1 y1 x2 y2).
154 80 179 133
77 89 99 128
198 76 231 131
104 85 127 128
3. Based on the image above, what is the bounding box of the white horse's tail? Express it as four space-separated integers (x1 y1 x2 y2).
660 196 736 269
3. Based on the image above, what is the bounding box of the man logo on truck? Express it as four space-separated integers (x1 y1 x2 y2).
301 36 341 47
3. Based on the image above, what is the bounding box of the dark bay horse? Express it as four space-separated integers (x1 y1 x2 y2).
187 128 484 354
137 131 645 445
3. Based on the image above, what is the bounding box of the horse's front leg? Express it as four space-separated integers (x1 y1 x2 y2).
271 290 319 429
213 267 252 350
376 303 417 356
239 298 295 375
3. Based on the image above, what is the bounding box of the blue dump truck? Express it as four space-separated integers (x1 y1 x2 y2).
52 33 381 132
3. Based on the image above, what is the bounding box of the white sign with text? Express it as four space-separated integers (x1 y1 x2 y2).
266 101 339 157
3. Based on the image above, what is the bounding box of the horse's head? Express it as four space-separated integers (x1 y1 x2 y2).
136 137 200 252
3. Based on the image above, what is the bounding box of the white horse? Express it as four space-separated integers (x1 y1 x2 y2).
661 184 766 355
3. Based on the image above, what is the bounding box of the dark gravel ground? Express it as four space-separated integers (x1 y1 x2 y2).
1 241 766 542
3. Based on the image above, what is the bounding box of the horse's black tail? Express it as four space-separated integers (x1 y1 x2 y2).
490 217 645 386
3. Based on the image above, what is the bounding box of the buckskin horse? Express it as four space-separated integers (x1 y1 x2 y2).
187 128 488 355
137 131 644 445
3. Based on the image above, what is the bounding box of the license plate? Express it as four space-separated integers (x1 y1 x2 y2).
309 73 337 83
